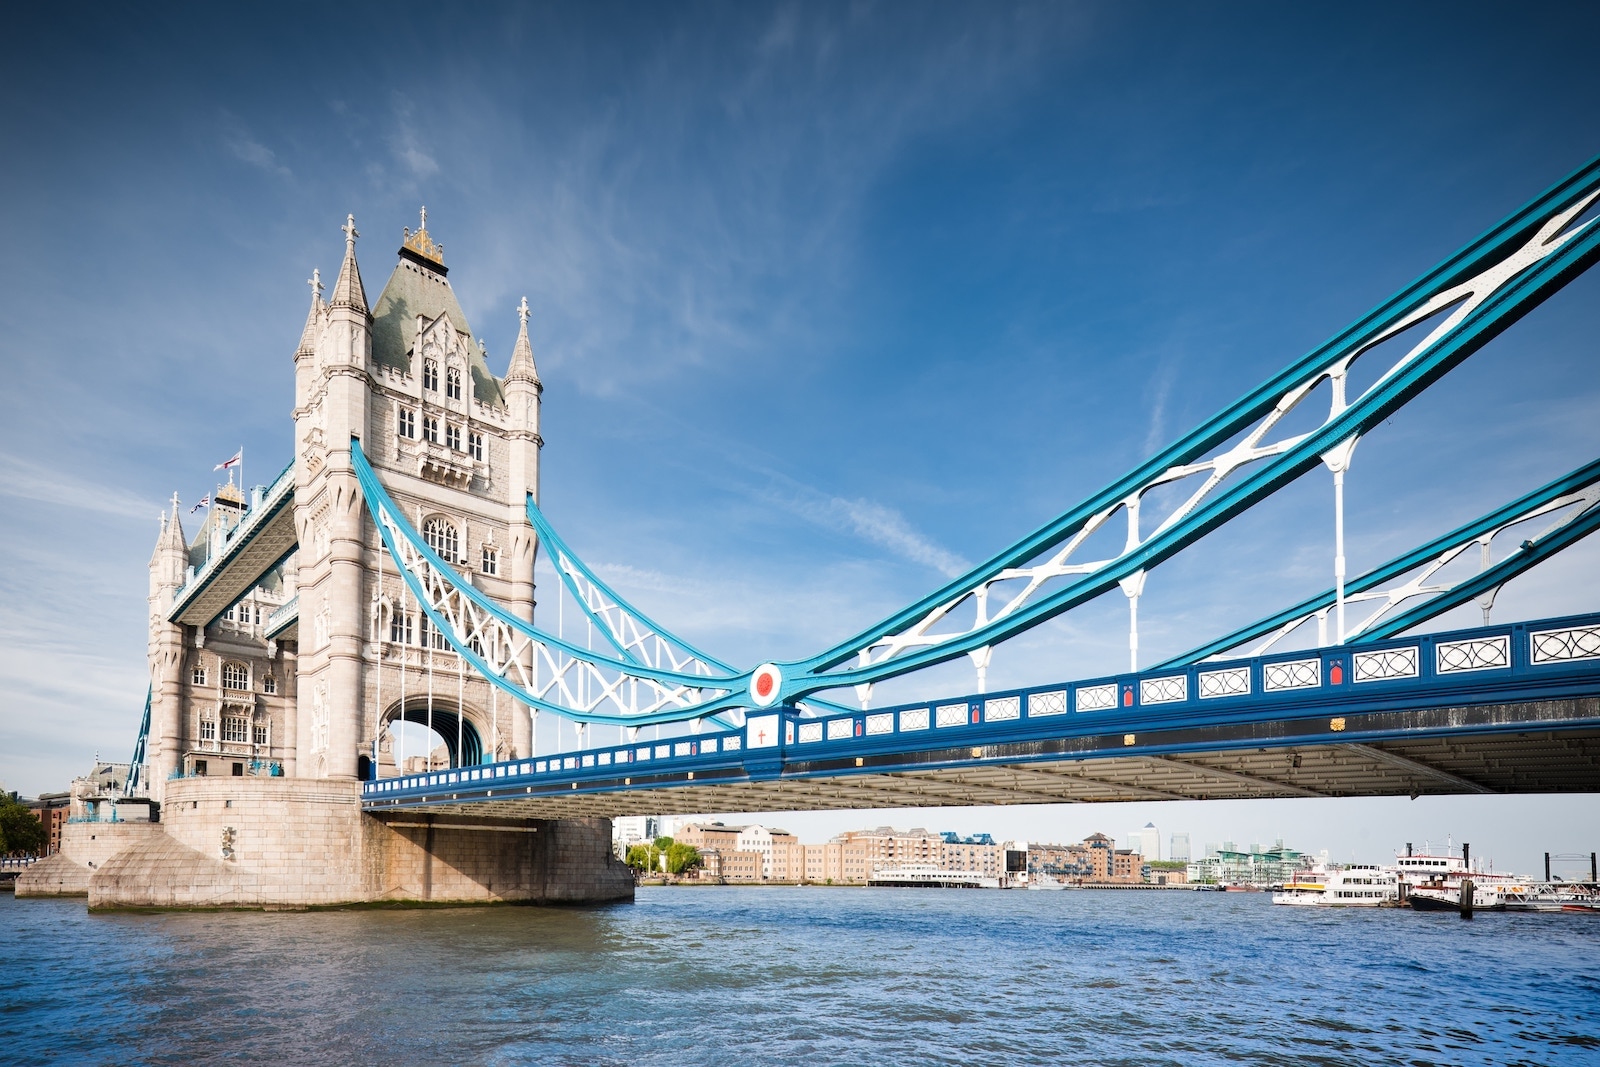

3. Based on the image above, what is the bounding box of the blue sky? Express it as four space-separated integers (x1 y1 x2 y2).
2 3 1597 871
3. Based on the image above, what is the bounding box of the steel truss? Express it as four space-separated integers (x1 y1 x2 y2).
355 442 755 726
354 155 1600 725
763 154 1600 704
1158 458 1600 667
525 495 850 718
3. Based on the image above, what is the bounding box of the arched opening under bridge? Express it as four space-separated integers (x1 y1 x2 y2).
383 700 484 773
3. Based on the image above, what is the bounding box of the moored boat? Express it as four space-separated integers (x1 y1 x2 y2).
1272 864 1398 907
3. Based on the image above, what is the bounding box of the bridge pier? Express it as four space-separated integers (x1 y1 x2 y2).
69 777 631 910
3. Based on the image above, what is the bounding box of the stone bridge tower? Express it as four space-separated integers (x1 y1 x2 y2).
293 210 542 781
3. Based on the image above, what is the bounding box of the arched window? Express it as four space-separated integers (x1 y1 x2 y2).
424 360 439 391
424 517 459 560
222 662 250 690
191 664 208 686
446 366 462 400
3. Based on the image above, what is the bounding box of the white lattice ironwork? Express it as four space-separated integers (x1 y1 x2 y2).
825 192 1600 689
1028 690 1068 717
1199 666 1251 699
865 712 894 735
1531 625 1600 663
827 718 855 741
1076 684 1117 712
1238 485 1600 658
372 498 738 724
984 696 1021 722
935 703 969 728
1264 659 1320 692
1436 636 1510 674
797 722 823 743
1139 676 1188 705
900 708 930 731
551 547 727 679
1353 647 1419 682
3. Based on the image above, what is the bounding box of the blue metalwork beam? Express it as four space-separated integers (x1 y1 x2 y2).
525 493 852 717
361 611 1600 808
167 461 297 627
1157 457 1600 667
124 685 151 797
767 157 1600 703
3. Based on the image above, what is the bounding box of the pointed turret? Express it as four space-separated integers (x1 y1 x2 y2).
149 494 188 595
504 297 542 387
297 268 326 357
329 214 368 313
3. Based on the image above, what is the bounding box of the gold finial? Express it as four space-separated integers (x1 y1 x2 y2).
402 205 444 266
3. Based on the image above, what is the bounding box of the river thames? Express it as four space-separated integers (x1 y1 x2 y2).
5 887 1597 1065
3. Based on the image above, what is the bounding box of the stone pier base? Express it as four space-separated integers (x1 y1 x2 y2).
77 777 633 910
15 820 163 898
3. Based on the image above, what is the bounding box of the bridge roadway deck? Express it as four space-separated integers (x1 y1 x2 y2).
362 614 1600 819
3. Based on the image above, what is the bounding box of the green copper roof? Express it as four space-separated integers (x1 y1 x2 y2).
370 257 506 408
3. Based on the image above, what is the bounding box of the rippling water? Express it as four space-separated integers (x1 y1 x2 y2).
5 887 1598 1065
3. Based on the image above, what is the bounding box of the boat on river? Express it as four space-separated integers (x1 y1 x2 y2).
1272 864 1399 907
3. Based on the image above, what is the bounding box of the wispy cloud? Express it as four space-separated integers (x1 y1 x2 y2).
388 95 439 178
220 113 292 177
0 452 164 522
751 473 969 578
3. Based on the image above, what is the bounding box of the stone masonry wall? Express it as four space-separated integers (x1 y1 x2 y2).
15 820 163 898
86 776 633 909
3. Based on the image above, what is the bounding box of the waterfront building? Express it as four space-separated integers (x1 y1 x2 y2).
1187 840 1306 886
24 793 70 856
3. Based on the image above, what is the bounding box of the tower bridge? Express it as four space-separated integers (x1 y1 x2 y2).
21 156 1600 908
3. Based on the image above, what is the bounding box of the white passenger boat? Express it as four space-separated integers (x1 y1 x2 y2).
1271 864 1399 907
1388 845 1520 912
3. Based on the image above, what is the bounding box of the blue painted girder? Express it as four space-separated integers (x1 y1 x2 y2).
765 155 1600 704
362 611 1600 805
1157 457 1600 667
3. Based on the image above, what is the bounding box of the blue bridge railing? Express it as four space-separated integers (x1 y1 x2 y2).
363 611 1600 807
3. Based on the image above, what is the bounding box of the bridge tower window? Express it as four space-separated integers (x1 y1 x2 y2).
222 662 250 690
468 432 483 461
262 675 277 695
424 360 439 392
397 409 416 439
191 664 207 687
481 545 498 576
446 366 462 400
424 517 459 560
199 717 216 743
390 610 414 645
446 424 462 451
223 716 249 744
253 721 270 746
423 416 439 444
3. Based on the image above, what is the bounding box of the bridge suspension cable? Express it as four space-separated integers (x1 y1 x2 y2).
759 153 1600 704
354 440 756 726
1156 456 1600 667
355 156 1600 725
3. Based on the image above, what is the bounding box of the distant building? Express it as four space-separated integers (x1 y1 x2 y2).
1170 832 1191 863
24 792 71 856
612 816 660 855
1128 822 1160 860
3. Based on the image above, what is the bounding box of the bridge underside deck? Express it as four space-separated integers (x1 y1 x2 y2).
386 727 1600 820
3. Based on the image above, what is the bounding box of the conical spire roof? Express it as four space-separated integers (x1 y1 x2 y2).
297 268 326 355
504 297 541 386
153 494 187 559
330 214 368 312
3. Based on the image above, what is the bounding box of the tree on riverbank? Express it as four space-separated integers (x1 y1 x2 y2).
0 793 45 855
625 838 702 876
